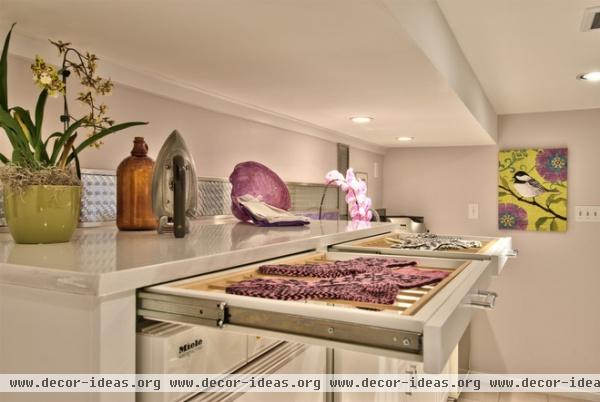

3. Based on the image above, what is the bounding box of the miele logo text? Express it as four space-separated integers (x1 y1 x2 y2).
178 339 203 357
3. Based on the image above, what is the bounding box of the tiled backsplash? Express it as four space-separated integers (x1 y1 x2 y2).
0 171 340 226
193 177 340 218
197 177 233 216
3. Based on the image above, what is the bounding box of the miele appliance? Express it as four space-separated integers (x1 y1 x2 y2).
137 321 323 402
188 343 326 402
137 321 253 402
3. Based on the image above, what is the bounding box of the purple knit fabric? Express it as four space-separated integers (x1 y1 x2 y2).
226 268 449 305
258 257 417 278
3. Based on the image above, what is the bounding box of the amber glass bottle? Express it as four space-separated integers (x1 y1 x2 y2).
117 137 158 230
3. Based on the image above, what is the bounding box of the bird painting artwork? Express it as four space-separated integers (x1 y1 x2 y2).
498 148 568 232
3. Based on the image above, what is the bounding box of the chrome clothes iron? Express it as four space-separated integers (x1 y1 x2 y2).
152 130 198 237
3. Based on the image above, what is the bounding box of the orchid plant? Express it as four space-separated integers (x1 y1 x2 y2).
0 23 146 189
325 168 373 222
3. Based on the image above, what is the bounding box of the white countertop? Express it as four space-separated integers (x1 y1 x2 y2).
0 218 395 296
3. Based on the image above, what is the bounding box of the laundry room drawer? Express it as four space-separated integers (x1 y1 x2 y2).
331 233 515 275
138 250 495 373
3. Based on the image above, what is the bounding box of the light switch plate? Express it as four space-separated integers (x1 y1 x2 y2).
575 206 600 222
468 203 479 220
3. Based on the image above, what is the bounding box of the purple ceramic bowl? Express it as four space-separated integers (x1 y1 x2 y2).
229 161 291 222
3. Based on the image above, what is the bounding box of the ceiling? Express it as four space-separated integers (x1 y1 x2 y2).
0 0 496 149
438 0 600 115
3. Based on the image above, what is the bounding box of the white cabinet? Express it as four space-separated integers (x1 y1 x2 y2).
334 348 455 402
335 348 408 402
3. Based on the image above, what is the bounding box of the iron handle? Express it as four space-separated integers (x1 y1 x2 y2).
505 249 519 258
469 290 498 310
172 154 186 238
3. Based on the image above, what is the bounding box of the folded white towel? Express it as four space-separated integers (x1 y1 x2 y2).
237 194 310 226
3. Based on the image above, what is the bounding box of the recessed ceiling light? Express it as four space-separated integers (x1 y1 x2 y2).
578 72 600 82
350 116 373 124
397 136 414 142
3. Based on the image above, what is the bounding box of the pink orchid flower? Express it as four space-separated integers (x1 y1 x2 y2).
325 168 373 223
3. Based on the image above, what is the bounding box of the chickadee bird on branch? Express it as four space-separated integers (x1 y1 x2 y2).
512 171 558 198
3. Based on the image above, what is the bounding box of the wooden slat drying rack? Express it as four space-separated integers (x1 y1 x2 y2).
174 252 469 316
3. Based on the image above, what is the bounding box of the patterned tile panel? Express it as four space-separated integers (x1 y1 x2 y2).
0 173 339 226
80 170 117 224
197 178 233 216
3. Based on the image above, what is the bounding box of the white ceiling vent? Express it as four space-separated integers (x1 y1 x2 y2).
581 6 600 31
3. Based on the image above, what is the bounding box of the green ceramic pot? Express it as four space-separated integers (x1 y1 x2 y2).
3 185 81 244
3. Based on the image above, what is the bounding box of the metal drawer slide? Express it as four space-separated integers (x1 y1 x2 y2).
138 292 422 354
227 306 422 354
138 291 226 327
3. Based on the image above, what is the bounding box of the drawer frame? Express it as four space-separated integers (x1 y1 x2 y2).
330 233 514 275
138 250 492 373
227 306 422 354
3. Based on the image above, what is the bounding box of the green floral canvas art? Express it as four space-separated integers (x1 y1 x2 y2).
498 148 568 232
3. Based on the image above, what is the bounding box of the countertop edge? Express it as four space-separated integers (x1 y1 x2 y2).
0 223 395 297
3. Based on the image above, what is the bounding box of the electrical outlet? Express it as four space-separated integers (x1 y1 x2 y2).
468 203 479 220
575 206 600 222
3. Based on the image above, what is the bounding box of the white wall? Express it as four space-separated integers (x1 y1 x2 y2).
348 147 383 210
3 55 384 206
384 108 600 373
